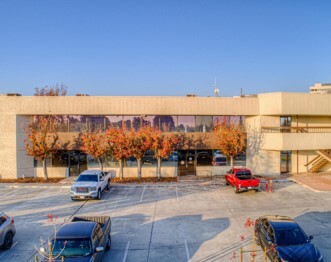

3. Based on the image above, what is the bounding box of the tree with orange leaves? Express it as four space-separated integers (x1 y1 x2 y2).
150 129 178 179
105 127 131 179
127 126 154 179
80 130 108 170
24 84 67 179
213 122 246 168
25 116 60 179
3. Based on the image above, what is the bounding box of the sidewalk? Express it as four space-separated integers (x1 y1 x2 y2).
0 176 226 189
4 174 329 190
284 172 331 192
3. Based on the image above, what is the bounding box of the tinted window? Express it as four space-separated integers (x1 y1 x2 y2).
77 175 98 182
275 228 308 246
178 116 195 132
197 152 212 166
0 216 7 226
235 171 252 177
123 116 141 130
196 116 212 132
68 115 87 132
106 116 123 129
215 157 226 162
87 116 105 131
154 116 176 132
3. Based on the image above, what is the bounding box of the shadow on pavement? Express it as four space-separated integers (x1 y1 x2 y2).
106 213 230 262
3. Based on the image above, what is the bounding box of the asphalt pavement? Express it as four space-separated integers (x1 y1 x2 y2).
0 180 330 261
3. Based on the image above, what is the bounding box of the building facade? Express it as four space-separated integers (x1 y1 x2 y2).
1 92 331 179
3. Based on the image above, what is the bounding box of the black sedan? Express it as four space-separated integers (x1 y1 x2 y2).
254 215 323 262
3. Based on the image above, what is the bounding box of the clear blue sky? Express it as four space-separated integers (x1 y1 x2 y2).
1 0 331 96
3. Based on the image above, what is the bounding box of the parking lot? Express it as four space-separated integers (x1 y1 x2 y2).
0 180 330 261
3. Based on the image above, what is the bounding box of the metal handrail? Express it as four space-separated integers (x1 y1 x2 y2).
261 126 331 133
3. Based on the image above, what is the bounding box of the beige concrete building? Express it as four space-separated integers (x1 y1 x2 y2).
0 91 331 179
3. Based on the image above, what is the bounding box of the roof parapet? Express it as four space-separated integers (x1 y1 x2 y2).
0 93 22 96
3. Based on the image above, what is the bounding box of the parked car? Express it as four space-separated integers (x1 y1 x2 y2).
225 168 260 193
234 152 246 161
142 150 156 164
196 151 212 166
70 170 111 200
168 152 178 161
255 215 323 262
212 154 227 166
48 216 111 262
0 211 16 250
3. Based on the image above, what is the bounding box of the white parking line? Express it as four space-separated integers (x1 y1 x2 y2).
122 241 130 262
203 185 207 191
140 186 146 202
184 240 191 262
104 187 115 200
176 186 179 201
0 188 20 199
11 241 18 249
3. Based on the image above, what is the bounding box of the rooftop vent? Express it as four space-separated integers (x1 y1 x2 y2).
75 94 90 96
186 94 196 97
0 93 22 96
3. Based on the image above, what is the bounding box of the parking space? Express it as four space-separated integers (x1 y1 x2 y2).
0 181 330 261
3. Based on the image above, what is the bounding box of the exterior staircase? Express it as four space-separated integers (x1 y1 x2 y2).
305 150 331 173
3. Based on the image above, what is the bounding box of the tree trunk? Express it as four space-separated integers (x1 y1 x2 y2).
97 158 103 171
137 158 142 180
43 158 48 180
119 159 124 180
157 157 162 179
230 156 234 168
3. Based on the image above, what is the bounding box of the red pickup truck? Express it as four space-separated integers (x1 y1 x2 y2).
225 168 260 193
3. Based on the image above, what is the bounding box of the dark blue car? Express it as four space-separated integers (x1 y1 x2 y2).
43 216 111 262
255 215 323 262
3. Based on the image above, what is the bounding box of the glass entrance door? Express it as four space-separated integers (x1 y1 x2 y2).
67 151 87 176
280 151 291 173
178 150 196 176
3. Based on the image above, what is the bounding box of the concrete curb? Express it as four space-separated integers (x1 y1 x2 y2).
287 177 322 193
0 178 293 189
0 184 72 189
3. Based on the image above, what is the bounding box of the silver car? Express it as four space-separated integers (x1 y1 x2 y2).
0 211 16 250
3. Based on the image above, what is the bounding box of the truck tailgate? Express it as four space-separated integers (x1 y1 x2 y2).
72 216 111 229
239 178 260 187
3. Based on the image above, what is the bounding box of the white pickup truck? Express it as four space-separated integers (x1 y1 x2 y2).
70 170 111 200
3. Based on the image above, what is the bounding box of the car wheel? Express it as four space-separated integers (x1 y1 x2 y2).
255 189 259 192
97 189 101 200
106 234 111 250
225 181 229 186
71 197 76 201
106 180 110 190
3 232 14 250
234 187 239 194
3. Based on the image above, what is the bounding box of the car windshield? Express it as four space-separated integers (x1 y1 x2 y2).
77 175 98 182
275 228 308 246
52 238 92 257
